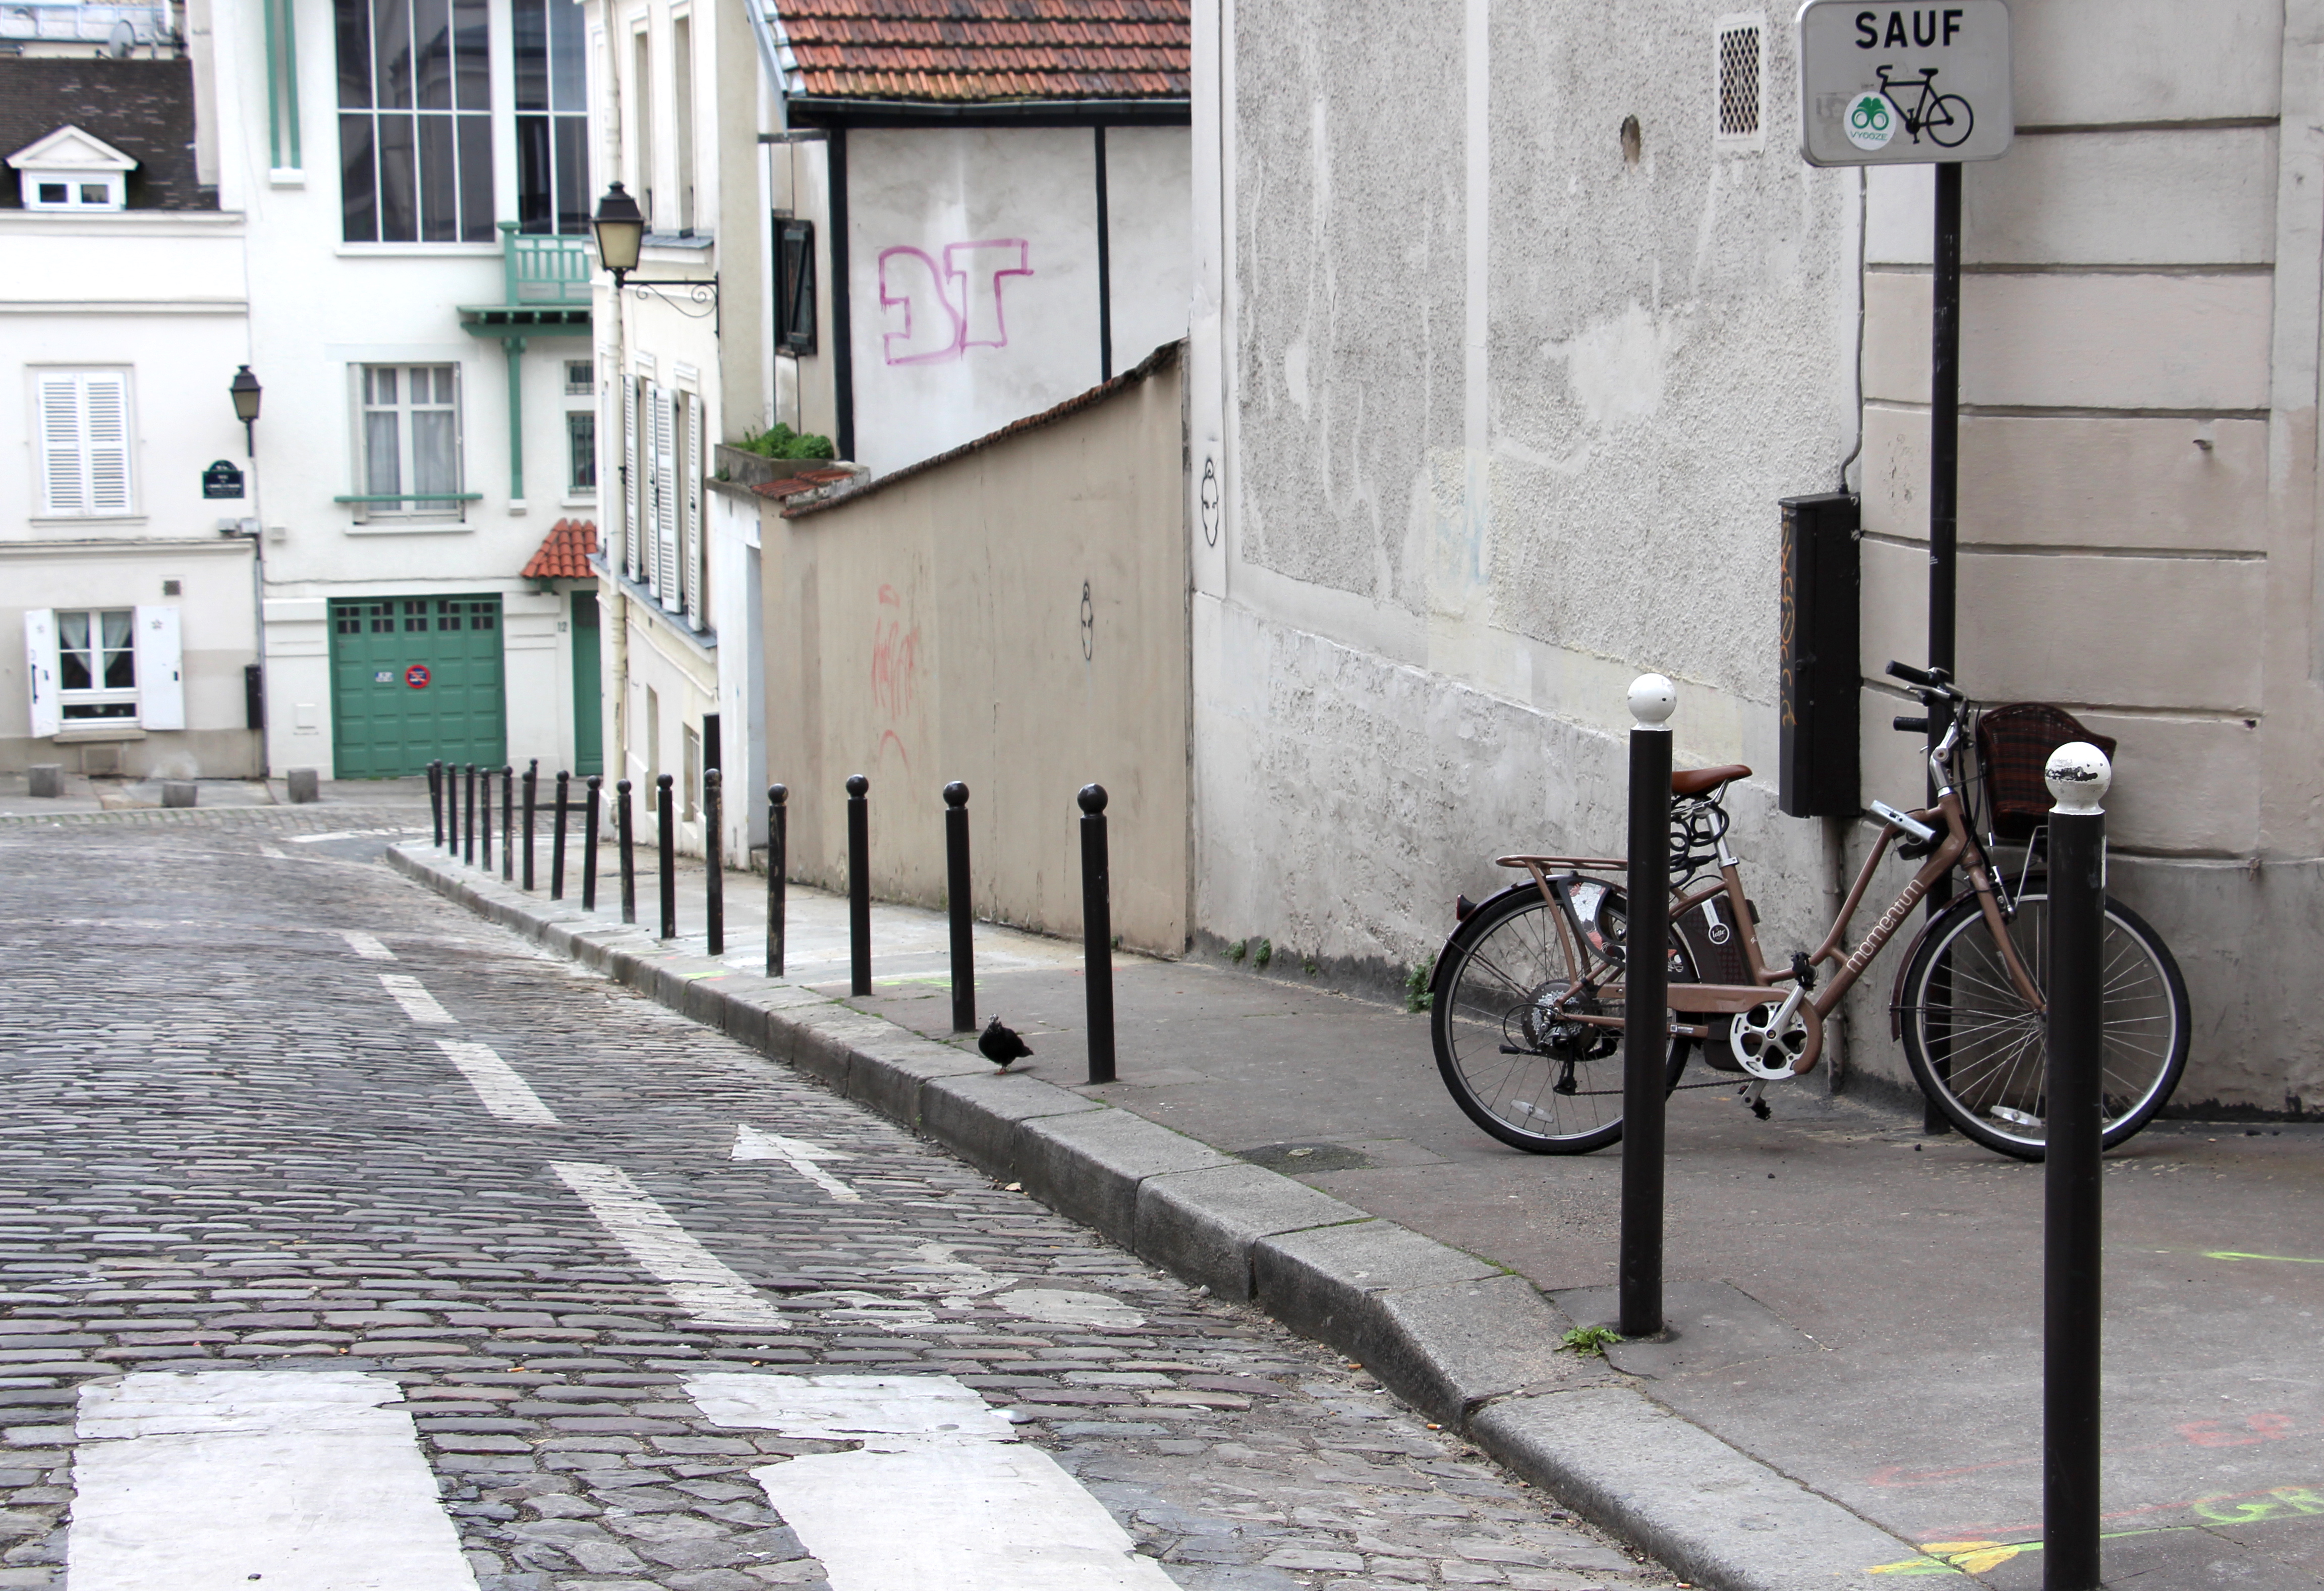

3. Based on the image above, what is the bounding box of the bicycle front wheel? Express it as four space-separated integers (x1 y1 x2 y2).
1898 886 2188 1160
1431 885 1691 1155
1925 93 1974 148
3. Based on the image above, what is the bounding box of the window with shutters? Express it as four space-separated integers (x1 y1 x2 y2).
34 370 134 518
774 218 816 355
681 391 704 630
55 609 136 719
355 364 466 517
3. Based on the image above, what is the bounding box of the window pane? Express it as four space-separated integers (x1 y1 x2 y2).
57 612 91 690
101 607 135 689
339 113 378 242
513 0 546 111
457 114 493 241
418 114 458 241
548 0 584 111
335 0 374 108
100 611 132 650
570 411 596 489
436 600 463 631
366 410 402 496
413 0 450 108
433 366 457 405
376 112 418 241
371 366 397 405
413 411 458 497
374 0 412 108
452 0 489 110
405 599 430 631
516 114 551 232
553 115 588 234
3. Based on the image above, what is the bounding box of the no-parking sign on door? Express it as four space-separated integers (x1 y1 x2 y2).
1797 2 2013 166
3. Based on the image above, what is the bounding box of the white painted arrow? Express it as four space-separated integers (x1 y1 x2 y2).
732 1125 863 1203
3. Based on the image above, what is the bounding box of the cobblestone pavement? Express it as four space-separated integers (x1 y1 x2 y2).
0 810 1681 1591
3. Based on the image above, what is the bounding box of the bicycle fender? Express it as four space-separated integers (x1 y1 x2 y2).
1428 883 1537 1008
1885 897 1970 1040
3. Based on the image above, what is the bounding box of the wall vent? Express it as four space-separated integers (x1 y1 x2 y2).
1715 15 1766 150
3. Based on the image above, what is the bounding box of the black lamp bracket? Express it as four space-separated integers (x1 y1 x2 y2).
616 272 719 330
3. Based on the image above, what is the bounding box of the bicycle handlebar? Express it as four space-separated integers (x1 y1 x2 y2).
1886 659 1964 704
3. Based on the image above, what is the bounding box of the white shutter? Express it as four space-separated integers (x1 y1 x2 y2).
23 609 58 738
621 374 640 579
135 604 184 730
683 394 703 630
84 375 131 514
36 376 83 514
652 387 679 611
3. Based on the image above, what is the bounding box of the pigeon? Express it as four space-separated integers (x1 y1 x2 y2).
979 1018 1034 1070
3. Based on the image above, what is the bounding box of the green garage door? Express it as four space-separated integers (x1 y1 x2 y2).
329 595 506 778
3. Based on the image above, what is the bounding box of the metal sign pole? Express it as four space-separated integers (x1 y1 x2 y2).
1922 159 1963 1134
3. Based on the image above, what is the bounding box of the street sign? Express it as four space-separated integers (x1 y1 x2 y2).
405 665 432 689
1798 1 2013 167
201 460 245 499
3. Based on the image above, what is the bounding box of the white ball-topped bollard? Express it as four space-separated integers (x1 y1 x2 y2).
1629 673 1677 730
2045 741 2112 815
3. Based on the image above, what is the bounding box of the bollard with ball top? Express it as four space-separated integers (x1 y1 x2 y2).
1620 673 1675 1340
1079 783 1116 1085
2044 741 2111 1591
944 782 975 1032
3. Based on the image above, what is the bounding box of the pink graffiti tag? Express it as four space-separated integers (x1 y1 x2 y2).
869 583 921 772
877 239 1032 365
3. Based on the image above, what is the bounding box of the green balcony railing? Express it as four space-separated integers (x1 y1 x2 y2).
499 222 594 307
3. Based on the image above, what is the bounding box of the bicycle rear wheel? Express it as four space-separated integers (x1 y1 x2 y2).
1925 93 1974 148
1898 885 2188 1160
1430 884 1691 1154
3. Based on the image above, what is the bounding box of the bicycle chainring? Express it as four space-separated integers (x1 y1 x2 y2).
1730 1000 1811 1080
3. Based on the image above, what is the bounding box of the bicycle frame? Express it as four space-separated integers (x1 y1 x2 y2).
1493 730 2044 1081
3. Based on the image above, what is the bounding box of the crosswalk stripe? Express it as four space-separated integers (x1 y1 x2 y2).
688 1372 1180 1590
438 1039 562 1125
552 1160 791 1327
340 930 397 959
67 1370 479 1591
378 973 455 1024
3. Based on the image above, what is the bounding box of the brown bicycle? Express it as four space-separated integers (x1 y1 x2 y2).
1427 661 2189 1162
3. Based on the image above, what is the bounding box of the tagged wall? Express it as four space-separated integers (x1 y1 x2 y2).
760 345 1188 954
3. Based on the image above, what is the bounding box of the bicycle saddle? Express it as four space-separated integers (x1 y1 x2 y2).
1671 763 1750 798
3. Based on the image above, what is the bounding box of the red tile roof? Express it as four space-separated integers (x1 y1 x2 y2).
521 518 597 580
774 1 1189 103
750 466 858 500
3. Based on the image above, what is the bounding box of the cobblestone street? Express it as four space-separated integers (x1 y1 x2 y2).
0 810 1678 1591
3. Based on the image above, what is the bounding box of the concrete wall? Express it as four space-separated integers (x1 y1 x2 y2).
759 347 1189 954
1852 0 2324 1113
841 125 1193 475
1189 0 1857 1006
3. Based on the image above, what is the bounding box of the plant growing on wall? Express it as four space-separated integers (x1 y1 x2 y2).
735 422 837 461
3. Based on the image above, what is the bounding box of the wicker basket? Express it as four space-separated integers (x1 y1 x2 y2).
1974 702 2117 844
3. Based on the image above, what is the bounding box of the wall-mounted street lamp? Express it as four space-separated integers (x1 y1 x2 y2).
229 364 261 457
592 182 718 323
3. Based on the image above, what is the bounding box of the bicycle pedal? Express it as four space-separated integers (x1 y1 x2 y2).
1748 1098 1772 1121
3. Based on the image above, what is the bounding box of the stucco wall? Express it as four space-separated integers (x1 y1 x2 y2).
844 126 1193 475
1192 0 1858 1012
759 348 1189 954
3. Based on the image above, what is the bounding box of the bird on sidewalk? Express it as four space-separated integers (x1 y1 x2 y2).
979 1018 1034 1070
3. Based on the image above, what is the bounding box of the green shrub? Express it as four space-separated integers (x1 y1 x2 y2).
735 422 838 462
1405 954 1437 1013
1253 937 1273 971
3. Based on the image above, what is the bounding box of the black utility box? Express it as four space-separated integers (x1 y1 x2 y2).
1778 492 1860 817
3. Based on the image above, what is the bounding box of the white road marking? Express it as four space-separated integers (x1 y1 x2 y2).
437 1039 561 1125
290 827 430 844
732 1124 862 1202
899 1243 1146 1328
378 973 454 1024
66 1370 479 1591
687 1373 1180 1591
340 930 396 960
258 843 291 859
552 1161 790 1327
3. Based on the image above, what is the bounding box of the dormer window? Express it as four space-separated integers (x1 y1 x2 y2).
8 126 136 213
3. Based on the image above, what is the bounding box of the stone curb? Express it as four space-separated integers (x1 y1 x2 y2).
386 843 1936 1588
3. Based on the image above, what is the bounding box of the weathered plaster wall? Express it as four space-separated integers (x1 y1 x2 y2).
1193 0 1857 1016
759 350 1188 954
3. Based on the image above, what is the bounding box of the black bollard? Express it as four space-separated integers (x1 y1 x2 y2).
522 759 538 890
617 777 637 924
766 784 788 977
501 764 515 882
1079 784 1116 1084
550 771 571 900
464 763 477 865
945 782 975 1032
481 766 493 871
429 760 444 847
704 768 724 956
443 759 458 852
1619 676 1675 1340
656 773 676 940
846 775 871 996
582 774 602 911
2044 745 2111 1591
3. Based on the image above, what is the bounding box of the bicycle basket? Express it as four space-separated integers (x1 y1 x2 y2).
1974 702 2118 844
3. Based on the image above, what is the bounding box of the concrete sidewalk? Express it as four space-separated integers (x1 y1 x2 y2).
0 770 433 818
398 830 2324 1590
